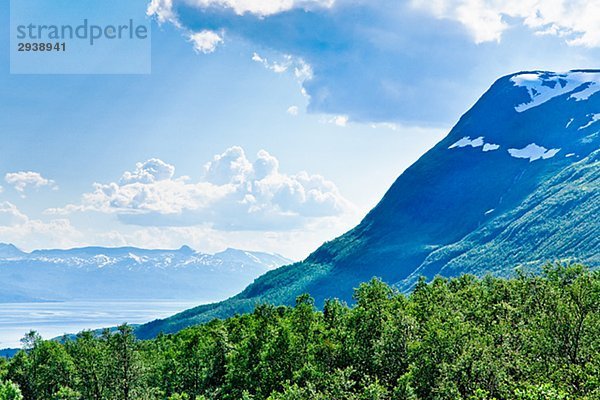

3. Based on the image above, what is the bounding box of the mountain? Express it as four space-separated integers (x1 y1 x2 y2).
0 348 18 359
0 245 291 303
0 243 26 258
136 70 600 338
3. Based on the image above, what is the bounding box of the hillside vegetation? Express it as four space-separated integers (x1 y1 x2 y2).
2 264 600 400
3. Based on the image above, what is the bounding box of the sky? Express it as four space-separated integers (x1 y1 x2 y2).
0 0 599 260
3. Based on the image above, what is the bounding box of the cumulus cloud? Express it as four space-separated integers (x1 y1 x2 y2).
411 0 600 47
322 115 348 127
188 30 224 53
204 146 253 185
4 171 57 194
331 115 348 127
287 105 299 116
47 147 354 231
120 158 176 184
0 202 28 226
149 0 334 19
0 202 81 249
147 0 179 25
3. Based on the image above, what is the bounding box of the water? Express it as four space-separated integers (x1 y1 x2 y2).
0 300 204 349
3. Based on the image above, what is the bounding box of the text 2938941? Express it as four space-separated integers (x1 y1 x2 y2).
17 42 66 52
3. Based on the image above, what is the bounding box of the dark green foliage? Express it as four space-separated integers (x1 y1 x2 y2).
6 264 600 399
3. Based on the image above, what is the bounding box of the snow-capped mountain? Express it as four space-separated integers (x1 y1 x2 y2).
136 69 600 338
0 245 291 302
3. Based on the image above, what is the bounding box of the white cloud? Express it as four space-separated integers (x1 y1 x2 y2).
188 30 224 53
147 0 179 25
204 146 254 185
322 115 349 127
47 147 354 231
4 171 57 194
252 52 313 101
0 202 81 249
294 59 313 81
120 158 176 184
334 115 348 127
411 0 600 47
252 52 293 73
52 180 225 217
252 52 313 82
287 105 300 116
0 200 354 259
0 202 28 226
157 0 335 17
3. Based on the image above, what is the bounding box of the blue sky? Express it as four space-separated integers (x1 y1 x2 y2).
0 0 599 259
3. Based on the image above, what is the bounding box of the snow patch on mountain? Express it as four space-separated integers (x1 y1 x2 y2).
578 113 600 130
508 144 561 162
566 118 574 128
449 136 484 149
570 82 600 101
511 71 600 112
92 254 115 269
482 143 500 152
449 137 501 153
128 253 147 264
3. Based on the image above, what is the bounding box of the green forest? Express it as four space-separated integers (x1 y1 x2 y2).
1 264 599 400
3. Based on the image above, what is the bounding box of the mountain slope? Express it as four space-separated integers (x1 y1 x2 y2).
136 70 600 338
400 149 600 289
0 243 26 258
0 245 291 302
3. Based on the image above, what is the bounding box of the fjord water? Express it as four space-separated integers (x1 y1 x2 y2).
0 300 203 349
0 245 291 348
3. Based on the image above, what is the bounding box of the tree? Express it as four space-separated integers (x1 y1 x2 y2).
65 330 111 399
349 278 395 377
107 324 143 400
0 381 23 400
52 386 81 400
10 333 76 400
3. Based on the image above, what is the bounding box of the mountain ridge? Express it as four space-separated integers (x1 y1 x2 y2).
0 244 292 303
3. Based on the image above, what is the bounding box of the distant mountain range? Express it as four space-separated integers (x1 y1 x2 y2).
0 244 291 303
136 69 600 338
